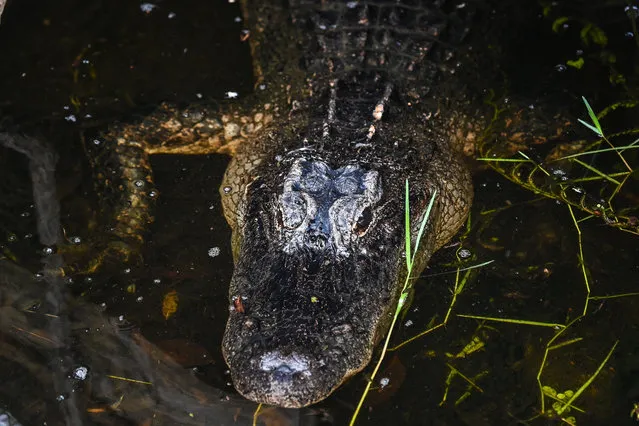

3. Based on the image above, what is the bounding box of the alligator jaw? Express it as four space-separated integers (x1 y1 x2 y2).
222 238 404 408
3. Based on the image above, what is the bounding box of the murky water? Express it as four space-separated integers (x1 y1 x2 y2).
0 1 638 425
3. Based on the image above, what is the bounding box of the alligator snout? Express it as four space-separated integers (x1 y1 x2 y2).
223 322 357 407
255 350 315 406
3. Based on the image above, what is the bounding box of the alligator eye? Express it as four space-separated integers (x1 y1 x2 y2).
279 191 307 229
352 206 372 236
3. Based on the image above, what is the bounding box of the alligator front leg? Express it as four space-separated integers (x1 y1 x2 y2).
129 100 279 156
64 99 278 275
469 96 629 223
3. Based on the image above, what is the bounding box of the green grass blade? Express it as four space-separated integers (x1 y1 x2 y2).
589 292 639 300
547 337 583 351
572 158 621 185
476 157 530 163
578 118 603 136
581 96 604 136
405 180 411 270
411 189 437 265
557 144 639 160
556 340 618 415
457 314 566 328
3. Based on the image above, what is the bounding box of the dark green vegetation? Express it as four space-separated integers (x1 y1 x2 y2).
0 1 638 425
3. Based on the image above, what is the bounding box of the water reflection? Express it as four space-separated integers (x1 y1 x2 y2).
0 134 321 425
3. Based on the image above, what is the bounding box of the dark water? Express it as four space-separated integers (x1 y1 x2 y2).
0 1 638 425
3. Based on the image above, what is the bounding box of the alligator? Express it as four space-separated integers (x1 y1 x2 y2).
80 0 568 409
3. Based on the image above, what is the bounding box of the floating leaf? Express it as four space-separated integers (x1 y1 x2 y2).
162 290 179 320
580 23 608 46
552 16 571 33
566 57 584 69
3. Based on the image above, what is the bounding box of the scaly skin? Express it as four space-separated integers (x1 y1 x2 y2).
77 0 569 408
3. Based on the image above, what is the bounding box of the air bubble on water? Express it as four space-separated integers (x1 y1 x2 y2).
555 64 566 72
379 377 390 388
70 236 81 244
208 247 221 258
136 296 144 303
140 3 157 14
153 278 161 284
42 246 54 255
458 248 472 259
134 180 145 188
72 366 89 381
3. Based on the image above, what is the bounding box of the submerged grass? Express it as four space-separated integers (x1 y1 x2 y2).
478 97 639 236
463 96 630 422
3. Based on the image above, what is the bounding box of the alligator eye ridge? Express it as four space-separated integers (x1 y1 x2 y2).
279 191 307 229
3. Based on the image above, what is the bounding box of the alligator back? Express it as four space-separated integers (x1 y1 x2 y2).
290 0 473 85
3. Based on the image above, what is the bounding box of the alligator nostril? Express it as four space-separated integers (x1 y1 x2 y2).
273 365 295 383
259 350 312 382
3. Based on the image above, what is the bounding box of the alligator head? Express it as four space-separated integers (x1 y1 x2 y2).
222 154 406 407
219 114 471 407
